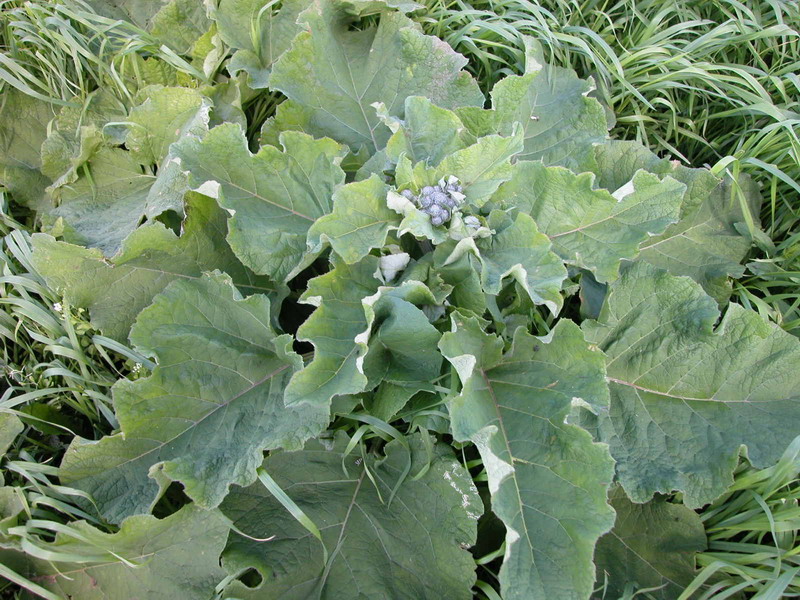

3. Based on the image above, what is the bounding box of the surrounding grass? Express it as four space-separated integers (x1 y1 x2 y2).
415 0 800 191
0 0 799 598
0 194 148 438
681 438 800 599
415 0 800 335
0 4 168 595
0 0 205 106
0 193 150 599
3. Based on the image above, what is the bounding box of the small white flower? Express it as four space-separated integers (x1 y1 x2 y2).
464 216 480 229
131 363 142 373
379 252 410 283
52 302 62 313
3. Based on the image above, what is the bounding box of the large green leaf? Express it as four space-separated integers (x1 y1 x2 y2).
585 140 718 196
215 0 308 88
0 89 54 211
594 486 706 599
130 86 213 220
636 177 759 304
32 193 274 342
125 86 210 168
48 87 210 256
0 487 24 528
586 140 758 302
268 0 483 154
433 242 485 315
583 262 800 507
284 256 381 408
472 212 567 315
87 0 210 55
430 125 524 207
308 175 396 264
60 272 327 522
440 317 616 600
367 382 422 422
40 89 126 186
175 123 346 282
0 88 52 171
259 99 318 148
48 147 155 254
219 433 481 599
493 162 684 282
458 40 607 169
2 504 229 599
149 0 212 54
360 280 442 388
382 95 477 166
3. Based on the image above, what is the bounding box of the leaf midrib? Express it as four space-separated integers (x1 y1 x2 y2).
607 377 726 403
312 469 366 596
106 363 291 472
609 529 684 592
104 263 276 294
218 176 315 222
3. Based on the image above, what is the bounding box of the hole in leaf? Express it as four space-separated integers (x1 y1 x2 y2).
279 258 329 355
345 11 380 32
243 90 286 147
238 567 263 589
279 298 315 355
154 210 182 236
151 480 191 519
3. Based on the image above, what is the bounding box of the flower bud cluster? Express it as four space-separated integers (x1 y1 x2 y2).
401 176 465 226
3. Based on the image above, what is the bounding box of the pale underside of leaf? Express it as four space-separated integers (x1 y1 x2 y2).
442 317 615 600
